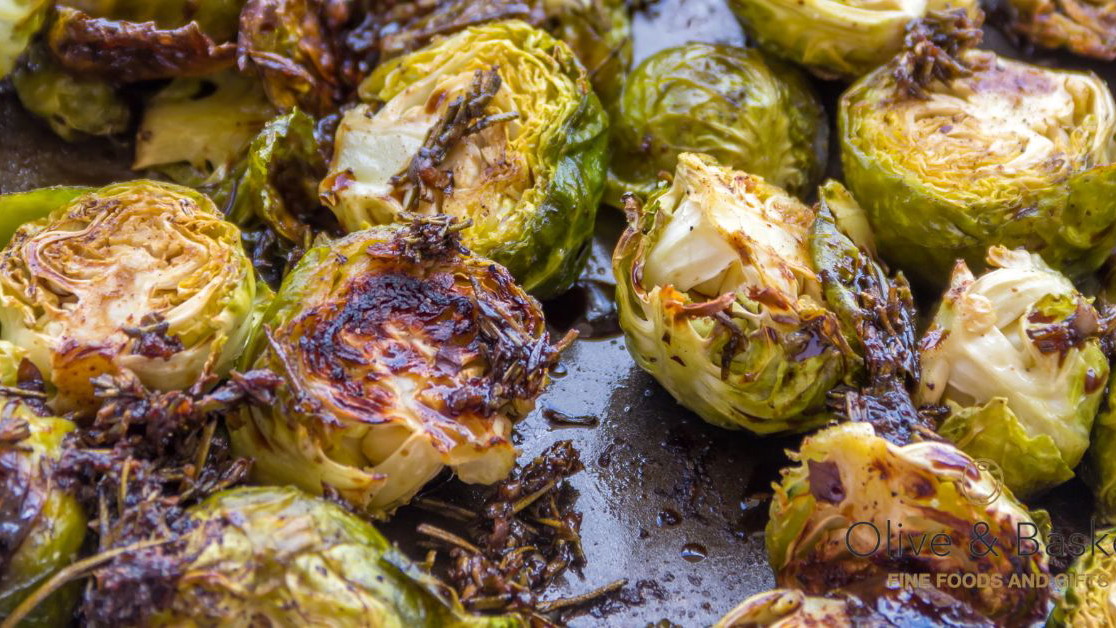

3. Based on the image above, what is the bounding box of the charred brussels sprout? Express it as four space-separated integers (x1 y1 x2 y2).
0 403 86 627
727 0 979 79
0 181 265 412
841 50 1116 286
613 154 872 435
607 43 826 205
1004 0 1116 60
129 486 521 626
0 0 48 78
918 247 1109 498
231 220 563 516
11 44 130 141
767 422 1052 624
321 20 607 298
1050 527 1116 625
58 0 244 41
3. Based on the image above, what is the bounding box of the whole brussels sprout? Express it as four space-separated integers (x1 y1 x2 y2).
11 44 130 142
0 181 267 412
0 403 86 627
0 0 48 79
715 587 994 626
727 0 979 79
918 247 1109 498
120 486 520 626
840 49 1116 286
1003 0 1116 60
321 20 607 298
1049 527 1116 625
607 43 826 206
767 421 1052 624
231 219 563 517
612 153 886 435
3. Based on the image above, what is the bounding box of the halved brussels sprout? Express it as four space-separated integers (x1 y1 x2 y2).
1004 0 1116 60
231 219 562 517
768 421 1052 624
841 49 1116 286
0 403 86 628
1050 527 1116 625
10 44 130 142
0 181 266 412
133 72 276 180
918 247 1109 498
613 154 872 435
0 0 48 79
378 0 632 109
131 486 521 626
727 0 980 79
715 587 994 626
321 20 607 298
607 43 826 205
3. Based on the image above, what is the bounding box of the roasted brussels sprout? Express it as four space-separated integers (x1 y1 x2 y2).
841 49 1116 286
133 72 277 197
58 0 243 41
0 403 86 628
607 43 826 205
919 247 1108 498
0 181 266 412
727 0 979 79
716 587 994 626
321 20 607 298
231 219 563 516
378 0 632 109
0 186 88 248
93 486 520 626
767 421 1052 624
10 44 130 141
0 0 48 79
613 154 885 435
1050 526 1116 625
1003 0 1116 60
1086 378 1116 523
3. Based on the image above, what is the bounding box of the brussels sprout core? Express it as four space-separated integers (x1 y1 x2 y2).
614 153 853 434
0 181 264 411
919 247 1109 497
841 50 1116 284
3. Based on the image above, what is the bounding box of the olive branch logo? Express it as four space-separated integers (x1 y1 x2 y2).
959 458 1004 506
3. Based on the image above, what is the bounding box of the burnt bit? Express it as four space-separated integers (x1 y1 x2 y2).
391 67 520 212
892 9 984 99
122 313 185 360
376 0 543 58
1027 297 1110 356
48 7 236 82
52 368 280 626
0 413 38 578
416 441 623 623
807 460 845 504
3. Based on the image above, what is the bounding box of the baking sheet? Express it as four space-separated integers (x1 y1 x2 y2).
0 1 1112 624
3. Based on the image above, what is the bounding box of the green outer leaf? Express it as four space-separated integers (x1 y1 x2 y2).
839 55 1116 287
1086 377 1116 524
0 186 90 249
0 411 87 628
606 43 826 206
151 486 522 627
0 0 49 79
227 109 324 245
938 398 1075 499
